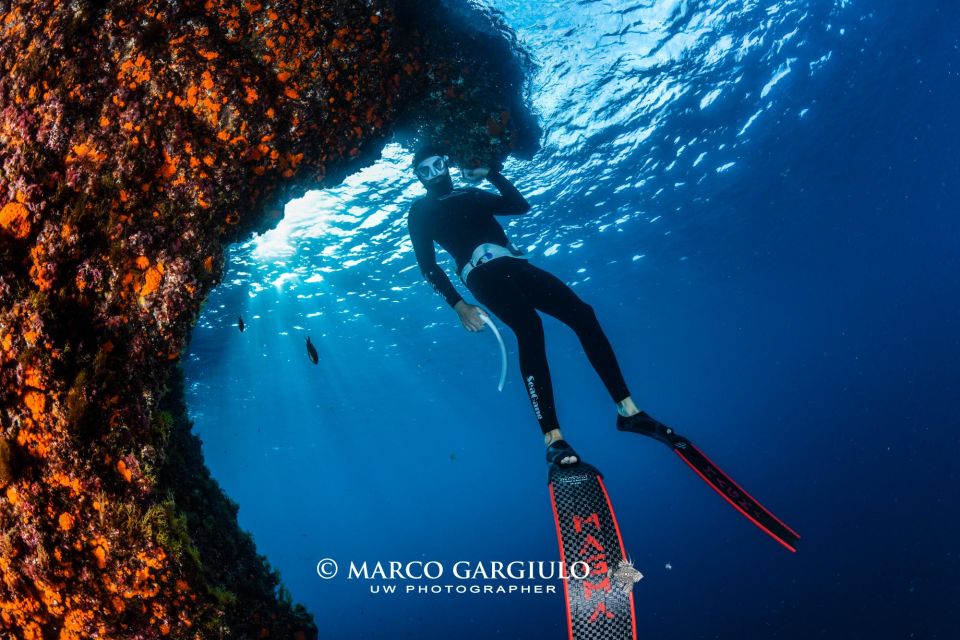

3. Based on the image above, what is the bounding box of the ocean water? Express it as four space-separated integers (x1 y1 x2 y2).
182 1 960 638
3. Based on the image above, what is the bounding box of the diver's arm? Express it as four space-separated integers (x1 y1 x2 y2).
408 209 463 308
472 170 531 215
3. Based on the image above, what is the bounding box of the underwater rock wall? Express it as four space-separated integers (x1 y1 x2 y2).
0 0 537 637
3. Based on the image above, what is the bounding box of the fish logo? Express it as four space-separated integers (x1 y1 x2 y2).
608 558 643 594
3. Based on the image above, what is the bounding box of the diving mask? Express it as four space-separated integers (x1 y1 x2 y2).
416 155 449 181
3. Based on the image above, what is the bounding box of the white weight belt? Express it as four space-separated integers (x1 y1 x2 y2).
459 242 526 284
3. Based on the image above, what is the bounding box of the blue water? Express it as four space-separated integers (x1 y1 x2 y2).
183 1 960 638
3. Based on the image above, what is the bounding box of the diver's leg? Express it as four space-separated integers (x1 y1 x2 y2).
468 263 563 437
514 261 633 408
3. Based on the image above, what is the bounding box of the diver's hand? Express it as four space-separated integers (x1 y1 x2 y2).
461 167 490 182
454 300 486 332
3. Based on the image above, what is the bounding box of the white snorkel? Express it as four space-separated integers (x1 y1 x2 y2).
478 312 508 392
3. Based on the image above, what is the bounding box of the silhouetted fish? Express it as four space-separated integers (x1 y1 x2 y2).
305 336 319 364
237 316 245 332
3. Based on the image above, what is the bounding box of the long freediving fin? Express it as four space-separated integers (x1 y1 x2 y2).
548 458 638 640
618 412 800 552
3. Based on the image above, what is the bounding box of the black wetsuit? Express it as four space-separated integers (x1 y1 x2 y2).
408 171 630 434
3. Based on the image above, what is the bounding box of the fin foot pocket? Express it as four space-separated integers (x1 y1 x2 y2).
616 411 677 446
546 439 580 467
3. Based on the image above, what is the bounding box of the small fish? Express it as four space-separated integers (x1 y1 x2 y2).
305 336 319 364
449 452 457 462
238 316 245 332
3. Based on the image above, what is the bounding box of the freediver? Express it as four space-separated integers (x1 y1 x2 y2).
407 144 660 467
